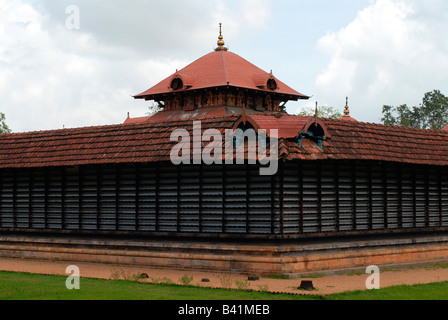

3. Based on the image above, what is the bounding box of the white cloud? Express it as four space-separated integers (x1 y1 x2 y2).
0 0 275 133
315 0 448 123
240 0 271 29
0 0 207 132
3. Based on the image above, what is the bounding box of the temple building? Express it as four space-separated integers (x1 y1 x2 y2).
1 25 448 275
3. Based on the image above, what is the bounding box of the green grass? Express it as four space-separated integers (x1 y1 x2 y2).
0 271 314 300
1 271 448 300
264 274 290 280
328 282 448 300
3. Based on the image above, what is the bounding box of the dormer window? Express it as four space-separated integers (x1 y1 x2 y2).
267 78 277 91
298 119 332 149
171 78 184 91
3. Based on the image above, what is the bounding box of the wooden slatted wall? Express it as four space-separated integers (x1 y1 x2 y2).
1 160 448 238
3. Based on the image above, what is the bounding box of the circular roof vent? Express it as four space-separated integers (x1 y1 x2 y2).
267 78 278 91
170 78 184 91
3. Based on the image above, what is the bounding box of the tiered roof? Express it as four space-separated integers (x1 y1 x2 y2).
1 25 447 169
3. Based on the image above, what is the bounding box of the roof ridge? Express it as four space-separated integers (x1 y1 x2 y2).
325 118 448 135
220 50 230 85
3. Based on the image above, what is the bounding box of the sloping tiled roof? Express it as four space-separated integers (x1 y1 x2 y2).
234 114 314 138
0 115 240 169
134 50 309 100
1 113 448 169
284 118 448 166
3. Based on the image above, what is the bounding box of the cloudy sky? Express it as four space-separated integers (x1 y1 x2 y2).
1 0 447 133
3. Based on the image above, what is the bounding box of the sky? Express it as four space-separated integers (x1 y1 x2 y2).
1 0 447 133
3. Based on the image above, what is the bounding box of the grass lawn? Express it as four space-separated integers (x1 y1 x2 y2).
1 271 448 300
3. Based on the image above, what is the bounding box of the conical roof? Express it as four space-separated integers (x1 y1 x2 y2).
134 50 309 101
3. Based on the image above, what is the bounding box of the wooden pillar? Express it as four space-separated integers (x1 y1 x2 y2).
155 163 160 232
439 167 443 227
12 169 17 229
368 163 373 231
61 167 67 230
0 171 2 228
334 161 340 232
412 165 417 228
270 167 276 235
246 164 250 234
317 161 323 233
425 166 430 228
135 164 141 232
115 165 120 231
96 166 102 231
382 163 388 229
28 170 34 229
397 164 403 229
176 165 181 233
351 162 357 231
298 161 304 234
199 164 203 233
279 160 284 235
44 168 49 230
222 164 227 234
78 166 83 230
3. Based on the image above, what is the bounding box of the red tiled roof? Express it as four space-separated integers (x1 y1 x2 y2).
234 114 313 138
0 115 240 169
123 115 152 125
1 113 448 169
149 107 230 122
122 107 235 125
285 119 448 166
134 50 309 100
339 116 359 122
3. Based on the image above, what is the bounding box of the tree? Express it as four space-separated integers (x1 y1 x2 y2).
146 102 163 116
381 90 448 130
297 105 343 119
0 113 11 134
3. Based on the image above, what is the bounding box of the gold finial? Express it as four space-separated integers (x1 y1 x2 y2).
215 22 228 51
344 97 351 117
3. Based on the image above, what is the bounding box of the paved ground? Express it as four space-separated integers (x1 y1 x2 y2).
1 257 448 296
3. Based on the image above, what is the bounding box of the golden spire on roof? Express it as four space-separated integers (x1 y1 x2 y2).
215 22 228 51
344 97 351 117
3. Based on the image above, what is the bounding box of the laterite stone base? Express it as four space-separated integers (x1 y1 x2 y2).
0 233 447 276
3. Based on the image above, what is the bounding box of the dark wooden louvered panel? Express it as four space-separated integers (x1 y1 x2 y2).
64 168 80 230
1 160 448 238
136 165 157 232
0 171 13 228
16 170 30 229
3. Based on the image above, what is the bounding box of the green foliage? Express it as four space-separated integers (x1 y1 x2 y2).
109 268 142 282
234 279 250 291
0 112 11 134
381 90 448 130
257 284 270 293
218 274 233 289
149 276 174 285
297 105 343 119
265 274 289 279
146 102 163 116
178 274 194 286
